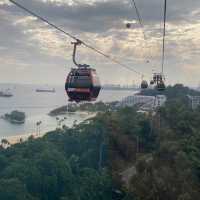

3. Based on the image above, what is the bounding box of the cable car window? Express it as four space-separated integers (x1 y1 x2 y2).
69 75 92 88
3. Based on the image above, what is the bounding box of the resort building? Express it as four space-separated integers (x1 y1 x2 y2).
117 95 167 111
187 95 200 109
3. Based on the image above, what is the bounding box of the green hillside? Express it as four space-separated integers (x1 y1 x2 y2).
1 85 200 200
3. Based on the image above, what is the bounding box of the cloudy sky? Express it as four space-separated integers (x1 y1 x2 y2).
0 0 200 86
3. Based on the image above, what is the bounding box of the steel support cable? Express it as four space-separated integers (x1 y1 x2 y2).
161 0 167 74
130 0 154 68
130 0 146 40
9 0 148 77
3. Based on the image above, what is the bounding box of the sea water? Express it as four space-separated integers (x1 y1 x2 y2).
0 84 137 139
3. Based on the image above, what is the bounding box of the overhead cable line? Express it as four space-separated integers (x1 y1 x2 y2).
9 0 146 77
161 0 167 74
130 0 146 40
129 0 154 68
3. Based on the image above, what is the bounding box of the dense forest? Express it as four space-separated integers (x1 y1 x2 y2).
1 85 200 199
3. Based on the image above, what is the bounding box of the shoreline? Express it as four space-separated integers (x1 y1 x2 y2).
1 112 97 146
3 132 46 146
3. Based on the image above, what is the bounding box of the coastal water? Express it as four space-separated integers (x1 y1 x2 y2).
0 84 137 139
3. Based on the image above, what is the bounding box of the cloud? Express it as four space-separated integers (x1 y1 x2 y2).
13 16 37 26
0 0 200 86
0 0 11 5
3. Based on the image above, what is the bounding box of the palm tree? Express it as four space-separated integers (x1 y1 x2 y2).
19 138 23 143
36 121 42 136
1 138 10 148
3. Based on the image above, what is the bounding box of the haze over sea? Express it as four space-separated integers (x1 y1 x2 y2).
0 83 136 139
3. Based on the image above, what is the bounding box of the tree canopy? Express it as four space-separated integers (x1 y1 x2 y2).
1 85 200 199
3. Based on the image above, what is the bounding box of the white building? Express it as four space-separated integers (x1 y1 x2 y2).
187 95 200 109
117 95 167 111
155 95 167 107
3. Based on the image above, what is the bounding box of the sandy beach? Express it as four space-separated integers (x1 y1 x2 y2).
4 132 45 146
1 112 97 147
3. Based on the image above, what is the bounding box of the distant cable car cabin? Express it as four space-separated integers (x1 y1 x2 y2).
141 80 148 89
65 40 101 102
150 80 154 85
126 23 131 29
152 73 166 91
157 80 166 91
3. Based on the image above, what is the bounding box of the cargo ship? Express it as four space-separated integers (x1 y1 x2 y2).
0 90 13 97
36 88 56 93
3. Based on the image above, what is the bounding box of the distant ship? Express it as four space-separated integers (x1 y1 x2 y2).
36 88 56 93
0 89 13 97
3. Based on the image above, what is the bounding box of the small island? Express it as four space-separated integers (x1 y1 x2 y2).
2 110 26 124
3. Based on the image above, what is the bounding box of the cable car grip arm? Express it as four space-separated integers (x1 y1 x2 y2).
71 40 82 67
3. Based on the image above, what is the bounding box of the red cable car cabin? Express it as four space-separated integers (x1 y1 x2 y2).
65 68 101 102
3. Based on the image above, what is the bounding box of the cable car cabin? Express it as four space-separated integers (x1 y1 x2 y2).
126 23 131 29
65 68 101 102
141 80 148 89
150 80 155 85
156 81 166 91
153 73 164 82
